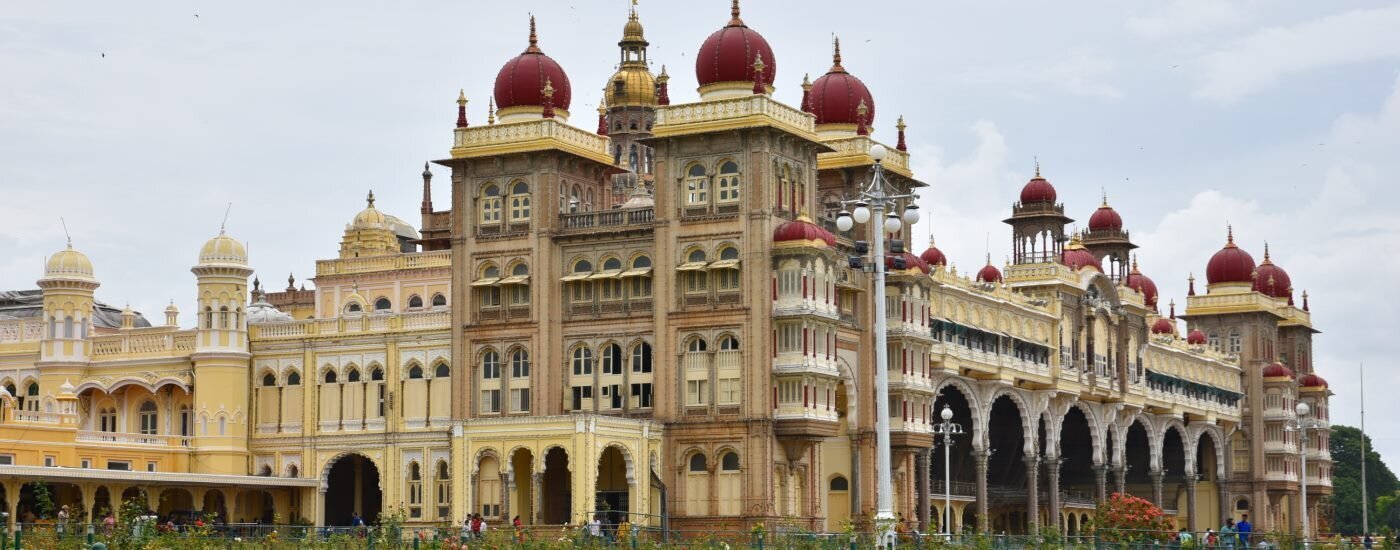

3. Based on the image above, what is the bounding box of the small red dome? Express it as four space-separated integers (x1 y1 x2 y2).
1088 202 1123 232
1206 227 1256 285
1299 373 1328 388
1124 259 1159 308
1151 318 1174 335
773 216 835 247
1020 175 1057 204
809 39 874 127
977 261 1002 283
919 236 947 267
1060 234 1102 272
696 2 776 89
1252 244 1292 298
494 17 572 113
1186 329 1206 345
886 252 930 274
1262 362 1295 379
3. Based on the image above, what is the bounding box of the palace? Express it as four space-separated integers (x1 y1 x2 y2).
0 1 1332 537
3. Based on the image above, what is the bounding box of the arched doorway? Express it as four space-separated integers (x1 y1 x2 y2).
1124 420 1152 499
826 475 850 532
932 384 976 532
987 394 1028 533
158 488 195 521
121 487 149 514
92 487 112 519
540 447 571 524
1196 432 1222 527
511 449 535 524
1162 426 1187 516
596 446 630 527
1059 406 1096 519
324 454 382 526
203 490 228 522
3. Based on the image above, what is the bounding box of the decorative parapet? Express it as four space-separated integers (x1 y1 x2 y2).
250 310 450 341
91 328 196 359
450 118 612 165
316 249 452 277
817 135 913 178
0 318 45 344
652 95 825 145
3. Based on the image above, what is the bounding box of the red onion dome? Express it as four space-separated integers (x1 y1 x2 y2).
1151 318 1174 335
919 236 948 267
773 215 835 247
886 252 930 274
1262 362 1295 379
696 1 776 89
809 37 875 127
1124 257 1159 308
1186 329 1207 345
1088 197 1123 231
1252 243 1292 298
1205 226 1256 285
1019 163 1057 204
494 17 572 114
1299 373 1328 388
1060 234 1102 272
976 258 1002 283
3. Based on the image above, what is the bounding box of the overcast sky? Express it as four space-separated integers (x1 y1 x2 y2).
3 1 1398 469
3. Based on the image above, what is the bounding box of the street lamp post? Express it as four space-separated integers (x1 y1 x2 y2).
835 144 921 548
932 405 965 538
1286 401 1324 543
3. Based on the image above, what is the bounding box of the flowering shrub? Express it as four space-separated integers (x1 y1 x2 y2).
1088 492 1174 543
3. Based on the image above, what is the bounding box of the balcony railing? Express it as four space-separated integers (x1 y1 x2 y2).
251 310 450 340
76 430 191 447
316 250 452 277
559 207 655 232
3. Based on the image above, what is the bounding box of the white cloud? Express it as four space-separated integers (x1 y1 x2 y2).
952 48 1124 101
1127 0 1249 39
911 120 1025 272
1193 4 1400 101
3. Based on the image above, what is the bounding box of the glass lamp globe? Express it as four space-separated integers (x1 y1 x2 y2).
903 203 921 225
940 406 954 421
836 211 854 232
852 201 871 223
870 144 888 161
884 212 903 234
1296 402 1310 417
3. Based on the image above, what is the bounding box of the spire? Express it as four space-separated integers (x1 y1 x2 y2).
421 162 434 214
896 116 908 151
366 190 376 208
1188 273 1196 296
800 73 812 112
728 0 744 26
1169 299 1176 319
287 272 296 292
751 53 767 95
487 98 496 125
656 65 671 105
829 36 845 73
856 99 869 136
455 90 469 128
1131 254 1139 273
1225 224 1236 248
596 93 608 136
541 78 556 118
928 234 936 248
525 14 541 54
1302 290 1310 311
1101 187 1109 207
1262 241 1272 264
1034 157 1041 178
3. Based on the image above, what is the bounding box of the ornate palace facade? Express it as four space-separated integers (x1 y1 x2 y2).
0 0 1331 537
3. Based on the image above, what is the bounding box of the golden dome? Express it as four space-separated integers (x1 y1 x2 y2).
198 233 249 266
43 244 96 282
623 10 645 42
352 190 388 229
607 66 657 107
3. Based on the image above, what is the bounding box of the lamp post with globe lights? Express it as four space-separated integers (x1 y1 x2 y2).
932 405 964 538
1285 401 1325 543
834 143 921 547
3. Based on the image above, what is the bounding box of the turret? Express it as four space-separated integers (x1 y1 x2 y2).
190 229 254 473
35 239 99 404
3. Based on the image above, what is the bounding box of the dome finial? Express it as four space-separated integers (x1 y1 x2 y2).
1034 157 1041 178
1131 254 1139 273
1101 187 1108 207
487 97 496 125
729 0 743 25
366 190 376 208
1188 273 1196 296
1262 241 1271 263
526 14 540 53
830 35 844 72
220 202 232 235
751 53 767 95
287 272 296 291
1302 290 1309 311
1169 299 1176 319
456 90 469 128
1226 223 1235 247
61 217 72 249
896 115 908 151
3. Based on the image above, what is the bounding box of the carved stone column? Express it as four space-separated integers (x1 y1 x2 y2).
1184 472 1200 532
1113 466 1126 496
1046 457 1062 534
1149 470 1165 509
916 449 931 532
532 472 544 525
1093 464 1108 503
975 450 990 532
1025 456 1041 533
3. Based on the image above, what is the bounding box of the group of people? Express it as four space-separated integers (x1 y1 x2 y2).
458 513 525 542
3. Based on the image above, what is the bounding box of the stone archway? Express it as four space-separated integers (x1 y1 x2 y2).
596 445 631 529
540 447 571 524
1124 420 1152 499
158 488 195 520
510 448 535 525
987 394 1029 534
324 453 382 526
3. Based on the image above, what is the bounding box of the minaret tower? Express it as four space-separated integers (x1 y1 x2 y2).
604 5 659 199
190 228 254 473
1081 192 1136 281
1005 162 1073 264
35 239 99 403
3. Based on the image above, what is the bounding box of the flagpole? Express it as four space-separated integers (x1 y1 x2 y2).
1361 362 1369 535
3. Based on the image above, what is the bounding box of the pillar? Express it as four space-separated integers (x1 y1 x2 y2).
1093 464 1108 503
1025 456 1040 533
1113 466 1126 496
532 472 544 526
4 480 20 531
1185 472 1199 531
916 449 931 532
1046 457 1061 535
315 487 327 527
1218 480 1231 525
1150 470 1164 509
975 450 989 532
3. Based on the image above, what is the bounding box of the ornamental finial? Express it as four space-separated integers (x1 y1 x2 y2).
1034 157 1041 178
487 98 496 125
1188 273 1196 296
541 78 556 118
856 99 869 136
896 115 908 151
526 14 540 53
751 53 767 95
1263 241 1271 263
366 190 376 208
456 90 469 128
831 35 844 72
729 0 743 25
1226 224 1235 246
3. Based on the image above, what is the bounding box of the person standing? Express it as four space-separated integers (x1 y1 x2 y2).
1364 533 1374 550
1221 519 1236 549
1236 514 1252 546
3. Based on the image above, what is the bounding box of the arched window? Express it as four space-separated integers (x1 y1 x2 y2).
631 342 653 373
716 161 740 203
63 315 74 338
219 306 229 328
100 407 118 432
683 249 708 293
204 307 214 329
511 348 530 378
482 349 501 379
138 401 159 435
1228 329 1242 354
346 368 361 383
1207 331 1220 350
600 258 624 301
435 363 450 378
407 462 424 516
435 461 451 519
477 264 502 308
346 302 362 314
373 297 391 312
718 335 740 351
48 316 55 338
431 294 447 308
286 371 301 386
689 453 707 472
684 164 708 205
507 263 531 305
569 186 582 213
323 370 338 384
830 476 849 491
480 183 502 225
569 260 594 303
371 368 384 381
572 346 594 376
720 452 739 471
510 181 531 221
688 338 708 353
628 255 653 298
408 365 424 379
262 373 277 387
408 295 424 309
714 246 741 291
602 343 623 375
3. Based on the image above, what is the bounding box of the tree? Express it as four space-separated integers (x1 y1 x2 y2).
1330 425 1399 534
1089 493 1175 543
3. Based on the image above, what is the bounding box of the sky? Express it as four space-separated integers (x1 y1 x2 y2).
2 1 1398 469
